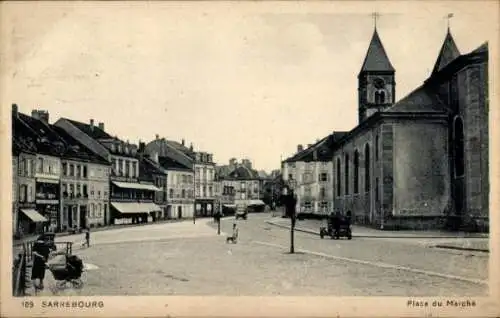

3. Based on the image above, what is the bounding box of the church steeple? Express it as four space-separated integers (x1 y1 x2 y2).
431 28 460 75
358 21 396 124
359 28 395 73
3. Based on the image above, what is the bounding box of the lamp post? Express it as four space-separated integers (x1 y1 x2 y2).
283 180 297 254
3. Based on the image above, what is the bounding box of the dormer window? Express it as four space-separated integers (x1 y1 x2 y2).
111 144 116 152
125 147 129 154
118 144 122 153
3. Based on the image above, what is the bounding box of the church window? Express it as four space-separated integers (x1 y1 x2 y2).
336 158 341 197
375 90 386 104
344 154 349 195
354 150 360 194
454 117 465 177
364 144 371 192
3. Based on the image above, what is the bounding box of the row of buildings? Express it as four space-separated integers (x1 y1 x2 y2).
282 25 489 231
12 107 268 238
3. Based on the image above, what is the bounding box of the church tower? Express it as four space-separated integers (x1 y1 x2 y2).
358 23 395 123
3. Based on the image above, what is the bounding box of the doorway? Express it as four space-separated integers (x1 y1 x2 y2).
68 206 73 229
177 206 182 219
80 205 87 229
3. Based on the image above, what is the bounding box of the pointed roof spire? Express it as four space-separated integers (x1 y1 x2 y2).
431 26 460 74
360 24 395 73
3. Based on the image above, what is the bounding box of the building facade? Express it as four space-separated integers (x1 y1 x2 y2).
193 152 216 217
282 134 346 217
54 118 162 225
329 27 488 230
139 151 168 221
160 156 195 219
53 125 111 230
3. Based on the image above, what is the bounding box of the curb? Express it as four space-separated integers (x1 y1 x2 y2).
432 245 489 253
265 220 490 240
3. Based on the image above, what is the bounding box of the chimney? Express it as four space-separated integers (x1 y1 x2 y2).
32 110 49 124
182 139 185 146
12 104 18 117
90 119 94 130
189 143 193 151
297 144 303 153
307 144 312 148
98 122 104 131
155 134 159 140
138 142 146 153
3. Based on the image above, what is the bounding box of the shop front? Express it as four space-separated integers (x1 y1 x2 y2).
195 199 215 217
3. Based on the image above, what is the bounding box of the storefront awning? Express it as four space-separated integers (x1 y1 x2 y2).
247 200 265 206
21 209 48 223
112 181 161 192
223 204 236 208
111 202 162 214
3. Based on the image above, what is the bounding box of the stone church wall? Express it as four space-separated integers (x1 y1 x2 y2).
392 120 450 219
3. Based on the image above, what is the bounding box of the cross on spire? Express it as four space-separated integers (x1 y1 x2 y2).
446 13 454 30
372 12 380 29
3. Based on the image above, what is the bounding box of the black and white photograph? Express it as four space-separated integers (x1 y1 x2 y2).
1 1 498 317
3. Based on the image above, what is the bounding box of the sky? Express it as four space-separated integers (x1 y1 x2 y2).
1 1 497 173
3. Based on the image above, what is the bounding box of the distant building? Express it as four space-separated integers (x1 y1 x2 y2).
145 137 195 219
138 145 168 221
282 133 347 217
54 118 162 225
19 110 63 232
217 159 264 210
51 125 110 230
12 105 43 236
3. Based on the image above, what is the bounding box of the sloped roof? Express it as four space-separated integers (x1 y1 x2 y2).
158 155 192 172
65 118 115 140
17 112 66 157
228 165 260 180
146 139 193 169
360 29 395 73
431 30 460 75
166 140 194 157
51 125 109 164
284 132 348 163
384 85 449 113
140 157 167 177
12 114 38 154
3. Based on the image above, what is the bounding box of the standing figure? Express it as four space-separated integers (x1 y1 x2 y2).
31 236 51 291
83 228 90 248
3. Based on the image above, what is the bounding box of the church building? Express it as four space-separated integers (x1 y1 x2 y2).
331 25 489 231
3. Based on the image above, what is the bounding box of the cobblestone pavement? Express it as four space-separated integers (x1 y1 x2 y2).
31 214 487 296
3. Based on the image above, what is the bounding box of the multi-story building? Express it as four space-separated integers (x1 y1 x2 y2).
163 139 216 217
19 110 63 232
52 126 111 230
138 145 168 221
12 105 46 237
282 133 347 218
214 175 236 214
145 137 195 219
54 118 162 225
160 156 194 219
218 159 265 211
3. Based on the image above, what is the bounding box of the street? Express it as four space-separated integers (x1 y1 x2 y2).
34 213 487 296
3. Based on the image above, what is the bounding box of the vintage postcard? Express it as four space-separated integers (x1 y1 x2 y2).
1 1 498 317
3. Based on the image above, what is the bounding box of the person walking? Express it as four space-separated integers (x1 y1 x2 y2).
84 228 90 248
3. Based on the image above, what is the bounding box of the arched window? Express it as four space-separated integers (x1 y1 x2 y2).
454 117 465 177
354 150 360 194
344 154 349 195
336 158 341 197
374 90 386 104
364 144 370 192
